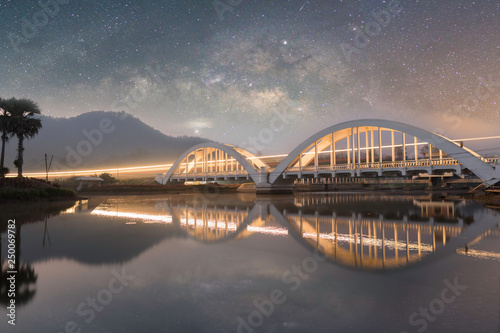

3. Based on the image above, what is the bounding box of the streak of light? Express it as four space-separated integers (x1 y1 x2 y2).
9 135 499 178
455 136 500 142
456 248 500 261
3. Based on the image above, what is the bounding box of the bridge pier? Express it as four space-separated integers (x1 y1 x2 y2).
255 183 294 194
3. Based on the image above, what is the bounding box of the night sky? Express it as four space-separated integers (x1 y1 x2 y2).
1 0 499 153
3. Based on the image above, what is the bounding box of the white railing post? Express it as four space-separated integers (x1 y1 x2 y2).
414 137 418 161
391 130 395 162
378 127 382 174
314 141 318 176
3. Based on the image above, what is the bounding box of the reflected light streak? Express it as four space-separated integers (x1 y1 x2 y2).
456 248 500 261
85 208 500 261
301 232 435 252
91 209 173 223
247 225 289 236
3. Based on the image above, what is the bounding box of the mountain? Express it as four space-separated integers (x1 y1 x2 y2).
2 111 207 172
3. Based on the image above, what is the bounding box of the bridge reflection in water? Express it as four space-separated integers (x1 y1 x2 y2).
90 194 499 270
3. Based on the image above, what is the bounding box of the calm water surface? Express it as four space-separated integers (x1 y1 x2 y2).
1 193 499 333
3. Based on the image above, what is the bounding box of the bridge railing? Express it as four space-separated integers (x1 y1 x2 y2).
284 157 461 173
483 156 498 164
171 170 249 179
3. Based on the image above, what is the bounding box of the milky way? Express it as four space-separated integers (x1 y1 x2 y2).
0 0 499 152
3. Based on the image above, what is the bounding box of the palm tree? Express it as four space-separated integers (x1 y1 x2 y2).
0 98 13 177
4 98 42 178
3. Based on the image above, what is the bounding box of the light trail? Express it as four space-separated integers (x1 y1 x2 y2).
7 135 499 178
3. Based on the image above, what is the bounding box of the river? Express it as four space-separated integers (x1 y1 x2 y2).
0 192 499 333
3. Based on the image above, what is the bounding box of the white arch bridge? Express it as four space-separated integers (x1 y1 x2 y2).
156 120 500 191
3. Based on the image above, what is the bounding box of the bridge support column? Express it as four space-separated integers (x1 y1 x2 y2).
259 166 268 183
255 182 294 194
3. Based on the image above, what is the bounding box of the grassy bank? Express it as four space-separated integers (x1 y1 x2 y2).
0 177 77 202
469 193 500 207
78 183 241 194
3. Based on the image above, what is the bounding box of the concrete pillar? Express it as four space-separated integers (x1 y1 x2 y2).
414 137 418 161
371 130 375 165
402 132 406 163
224 152 228 176
333 132 337 174
357 127 361 173
378 127 382 172
428 144 432 167
194 150 197 178
259 166 268 184
299 153 302 178
330 132 334 169
314 141 318 175
347 130 351 164
365 129 369 164
391 130 395 162
352 128 356 170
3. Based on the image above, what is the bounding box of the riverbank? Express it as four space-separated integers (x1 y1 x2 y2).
466 193 500 208
78 183 242 195
77 182 474 197
0 177 77 202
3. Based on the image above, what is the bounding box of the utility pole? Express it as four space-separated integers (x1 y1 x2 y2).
45 154 53 182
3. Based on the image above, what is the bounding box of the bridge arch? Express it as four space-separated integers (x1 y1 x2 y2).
157 142 268 184
269 119 498 185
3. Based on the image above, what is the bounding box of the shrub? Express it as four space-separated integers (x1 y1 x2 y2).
99 172 118 184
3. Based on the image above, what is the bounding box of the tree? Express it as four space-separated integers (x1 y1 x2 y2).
0 98 13 177
420 145 439 159
394 146 407 161
99 172 118 184
4 98 43 178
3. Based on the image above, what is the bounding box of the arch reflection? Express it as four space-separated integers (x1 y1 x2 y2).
87 193 498 270
272 207 464 269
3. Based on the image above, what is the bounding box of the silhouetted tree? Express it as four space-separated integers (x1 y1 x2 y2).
0 98 13 177
99 172 118 184
395 147 407 161
4 98 42 178
420 145 439 159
